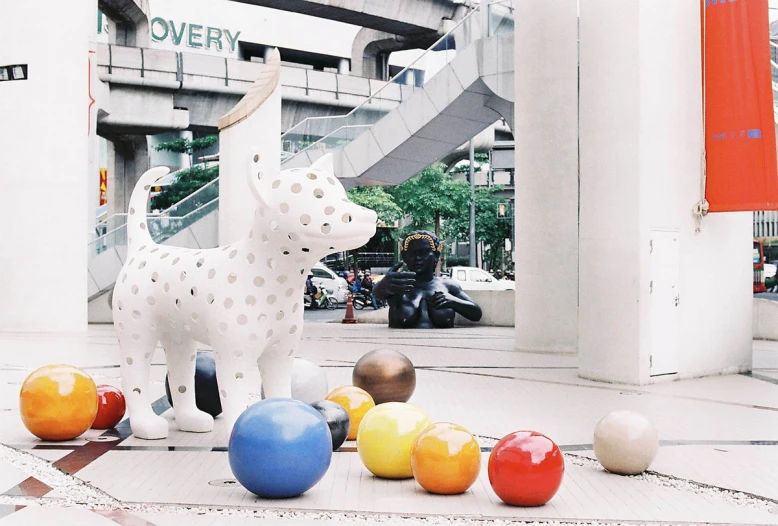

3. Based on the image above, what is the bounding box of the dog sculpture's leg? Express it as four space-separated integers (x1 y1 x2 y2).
211 343 251 431
161 336 214 433
119 332 169 440
257 338 296 399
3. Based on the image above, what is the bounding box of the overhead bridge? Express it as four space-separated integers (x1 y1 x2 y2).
228 0 472 37
95 43 407 136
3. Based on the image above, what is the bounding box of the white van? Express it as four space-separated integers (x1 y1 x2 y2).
310 262 349 303
446 266 515 291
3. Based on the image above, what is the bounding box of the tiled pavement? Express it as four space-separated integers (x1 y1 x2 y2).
1 323 778 525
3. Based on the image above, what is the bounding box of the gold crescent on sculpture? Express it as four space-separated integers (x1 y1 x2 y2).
218 48 281 131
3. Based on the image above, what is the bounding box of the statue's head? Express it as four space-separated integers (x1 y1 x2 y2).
400 230 443 276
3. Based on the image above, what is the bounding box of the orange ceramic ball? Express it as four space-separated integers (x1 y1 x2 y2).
92 385 126 429
325 385 375 440
20 364 98 441
411 422 481 494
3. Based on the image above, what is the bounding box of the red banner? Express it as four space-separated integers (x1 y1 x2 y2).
703 0 778 211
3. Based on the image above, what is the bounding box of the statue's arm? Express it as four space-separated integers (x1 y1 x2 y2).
373 263 416 301
439 282 483 321
372 276 392 301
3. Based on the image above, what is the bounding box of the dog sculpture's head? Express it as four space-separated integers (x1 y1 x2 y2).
248 153 377 259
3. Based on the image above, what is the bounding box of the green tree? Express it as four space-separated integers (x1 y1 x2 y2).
449 153 490 175
443 185 512 271
151 135 219 211
346 186 403 225
391 164 471 240
155 135 218 167
345 186 403 274
151 165 218 210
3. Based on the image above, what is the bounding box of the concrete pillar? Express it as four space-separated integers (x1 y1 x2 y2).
0 0 95 333
578 1 752 384
513 0 579 353
108 136 149 217
338 58 350 75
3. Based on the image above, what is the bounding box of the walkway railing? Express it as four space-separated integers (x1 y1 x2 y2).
278 1 515 165
88 177 219 258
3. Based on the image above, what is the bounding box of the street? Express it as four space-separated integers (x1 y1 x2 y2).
303 304 348 323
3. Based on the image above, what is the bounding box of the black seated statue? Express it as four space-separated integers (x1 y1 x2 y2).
373 230 482 328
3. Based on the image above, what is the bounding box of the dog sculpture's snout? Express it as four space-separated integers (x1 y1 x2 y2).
353 204 377 226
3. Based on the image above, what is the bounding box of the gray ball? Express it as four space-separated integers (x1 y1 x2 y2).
593 410 659 475
260 358 329 404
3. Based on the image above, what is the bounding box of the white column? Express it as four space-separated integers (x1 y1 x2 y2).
338 58 350 75
218 51 282 245
0 1 95 333
578 1 752 384
513 0 579 353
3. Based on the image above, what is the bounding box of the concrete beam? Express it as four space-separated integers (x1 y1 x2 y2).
351 28 438 79
228 0 471 37
98 0 150 47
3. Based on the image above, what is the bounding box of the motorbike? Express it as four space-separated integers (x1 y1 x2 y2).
303 287 338 310
351 290 385 310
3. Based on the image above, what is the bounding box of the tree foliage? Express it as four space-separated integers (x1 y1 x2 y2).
450 152 490 175
150 135 219 211
346 186 403 225
150 165 219 211
443 185 512 270
390 164 471 238
155 136 218 158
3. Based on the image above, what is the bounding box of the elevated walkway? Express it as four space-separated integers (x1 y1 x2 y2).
283 32 514 186
95 43 408 136
229 0 470 37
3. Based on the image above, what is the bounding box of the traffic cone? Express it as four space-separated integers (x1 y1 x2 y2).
342 291 357 324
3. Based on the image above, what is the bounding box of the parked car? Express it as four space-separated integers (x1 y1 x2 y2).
445 266 515 291
310 262 349 303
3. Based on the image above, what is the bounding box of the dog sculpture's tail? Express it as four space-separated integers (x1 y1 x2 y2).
126 166 171 252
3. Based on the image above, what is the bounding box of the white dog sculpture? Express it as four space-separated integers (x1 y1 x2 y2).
112 154 377 439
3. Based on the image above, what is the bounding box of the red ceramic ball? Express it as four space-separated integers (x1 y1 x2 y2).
488 431 565 506
91 385 126 429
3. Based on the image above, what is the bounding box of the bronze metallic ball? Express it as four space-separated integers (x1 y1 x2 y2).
352 349 416 405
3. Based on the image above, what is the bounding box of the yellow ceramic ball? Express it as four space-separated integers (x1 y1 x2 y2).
356 402 430 479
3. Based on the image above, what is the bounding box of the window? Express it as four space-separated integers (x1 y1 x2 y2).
470 270 492 283
457 270 466 281
0 64 28 81
311 269 331 279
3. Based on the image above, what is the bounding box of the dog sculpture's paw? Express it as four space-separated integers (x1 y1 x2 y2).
131 414 169 440
176 409 214 433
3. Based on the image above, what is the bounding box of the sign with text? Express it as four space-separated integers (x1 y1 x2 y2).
151 18 241 53
703 0 778 211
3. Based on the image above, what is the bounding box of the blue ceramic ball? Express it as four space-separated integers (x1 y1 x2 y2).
228 398 332 498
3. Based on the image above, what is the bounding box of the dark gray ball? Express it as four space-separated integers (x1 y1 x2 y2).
311 400 350 451
164 351 222 418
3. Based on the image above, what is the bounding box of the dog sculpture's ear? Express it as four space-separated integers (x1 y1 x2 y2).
310 153 335 175
248 149 270 207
